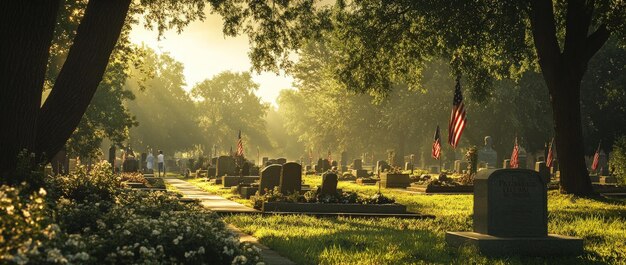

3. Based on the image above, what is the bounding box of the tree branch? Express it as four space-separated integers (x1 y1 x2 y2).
528 0 561 84
37 0 131 159
585 24 610 62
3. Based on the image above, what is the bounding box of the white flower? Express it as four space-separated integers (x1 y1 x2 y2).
197 247 205 254
75 252 90 261
173 238 180 245
123 230 131 235
38 188 47 196
46 248 68 263
151 229 161 236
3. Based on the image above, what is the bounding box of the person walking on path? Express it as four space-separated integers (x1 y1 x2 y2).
157 150 165 177
146 152 154 174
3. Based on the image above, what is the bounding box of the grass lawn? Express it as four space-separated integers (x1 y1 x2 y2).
185 175 626 264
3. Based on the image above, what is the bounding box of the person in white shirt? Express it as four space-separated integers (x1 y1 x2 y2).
146 152 154 173
157 150 165 177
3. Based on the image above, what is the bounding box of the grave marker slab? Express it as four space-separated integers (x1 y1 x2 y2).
320 172 338 196
259 165 281 194
446 169 583 256
280 162 302 194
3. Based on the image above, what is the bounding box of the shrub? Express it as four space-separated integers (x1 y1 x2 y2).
45 161 121 203
609 136 626 184
0 185 55 264
2 165 263 265
119 172 148 186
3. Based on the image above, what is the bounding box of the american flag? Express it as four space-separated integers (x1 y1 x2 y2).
510 137 519 168
236 130 244 157
432 125 441 160
591 142 601 171
546 138 555 168
448 78 467 148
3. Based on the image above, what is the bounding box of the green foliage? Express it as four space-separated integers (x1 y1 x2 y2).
191 71 272 153
0 185 53 264
44 161 121 203
1 164 262 264
609 136 626 184
127 47 200 153
251 186 395 210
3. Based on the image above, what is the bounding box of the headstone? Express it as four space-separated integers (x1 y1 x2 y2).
503 159 511 169
241 162 251 176
535 162 550 184
216 156 236 177
262 157 269 166
446 169 582 256
140 153 147 171
352 169 368 178
250 166 260 176
404 162 414 171
376 160 390 174
259 165 281 194
518 147 528 169
211 157 218 166
454 161 468 174
316 159 331 173
320 172 338 196
477 136 498 168
280 162 302 194
52 148 68 175
352 159 363 170
207 167 216 178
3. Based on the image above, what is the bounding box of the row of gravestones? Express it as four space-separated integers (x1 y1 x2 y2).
259 162 302 195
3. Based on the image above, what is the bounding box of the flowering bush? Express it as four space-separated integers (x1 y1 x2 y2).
252 186 395 209
45 161 121 203
2 162 263 265
119 172 148 186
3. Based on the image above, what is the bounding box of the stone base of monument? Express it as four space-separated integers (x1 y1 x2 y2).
445 232 583 256
222 176 260 187
407 184 473 194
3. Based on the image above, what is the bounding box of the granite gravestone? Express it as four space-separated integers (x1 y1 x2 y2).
340 151 348 167
535 161 550 184
478 136 498 168
446 169 583 256
320 172 338 196
352 159 363 170
216 156 236 177
259 165 282 194
376 160 390 174
280 162 302 194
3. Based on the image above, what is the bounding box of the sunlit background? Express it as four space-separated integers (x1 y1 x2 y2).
129 10 293 107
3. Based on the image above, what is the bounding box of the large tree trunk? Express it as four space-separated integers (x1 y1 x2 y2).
548 72 593 194
0 1 60 180
37 0 131 160
529 0 609 195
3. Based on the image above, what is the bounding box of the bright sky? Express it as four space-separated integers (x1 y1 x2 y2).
129 11 293 107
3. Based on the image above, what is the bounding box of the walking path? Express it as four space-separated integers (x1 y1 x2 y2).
163 178 295 265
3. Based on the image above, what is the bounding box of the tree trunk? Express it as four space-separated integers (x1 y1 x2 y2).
548 72 593 195
0 1 60 180
36 0 131 160
528 0 607 195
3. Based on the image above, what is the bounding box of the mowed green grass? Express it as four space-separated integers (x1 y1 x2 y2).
186 175 626 264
